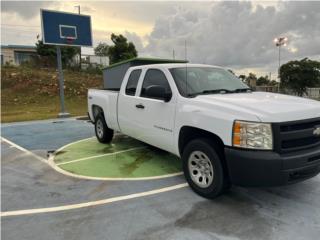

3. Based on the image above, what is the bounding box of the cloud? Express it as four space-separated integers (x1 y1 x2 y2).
143 1 320 70
124 31 145 52
1 1 55 19
1 1 319 76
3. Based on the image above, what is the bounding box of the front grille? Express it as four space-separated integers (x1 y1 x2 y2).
273 118 320 153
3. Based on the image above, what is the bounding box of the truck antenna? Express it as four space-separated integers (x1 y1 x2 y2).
185 40 188 96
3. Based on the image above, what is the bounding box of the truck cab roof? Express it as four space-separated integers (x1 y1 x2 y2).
128 63 224 70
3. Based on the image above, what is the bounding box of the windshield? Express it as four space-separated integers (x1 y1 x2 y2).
170 67 250 97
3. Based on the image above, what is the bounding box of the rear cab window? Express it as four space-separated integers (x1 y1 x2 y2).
125 69 142 96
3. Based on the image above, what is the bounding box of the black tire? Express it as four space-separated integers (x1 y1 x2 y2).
94 113 114 143
182 138 228 199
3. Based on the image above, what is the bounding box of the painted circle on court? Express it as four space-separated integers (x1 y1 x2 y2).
53 135 182 180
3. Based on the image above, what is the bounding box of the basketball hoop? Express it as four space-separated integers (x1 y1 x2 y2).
65 37 75 45
41 9 92 118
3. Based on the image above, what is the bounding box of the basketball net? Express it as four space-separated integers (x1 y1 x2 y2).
66 37 74 45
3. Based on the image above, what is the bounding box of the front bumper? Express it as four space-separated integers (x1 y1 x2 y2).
225 146 320 187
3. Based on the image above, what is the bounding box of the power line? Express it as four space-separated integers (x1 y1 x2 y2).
1 24 40 28
2 28 39 33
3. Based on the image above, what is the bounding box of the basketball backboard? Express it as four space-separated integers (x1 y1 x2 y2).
41 9 92 47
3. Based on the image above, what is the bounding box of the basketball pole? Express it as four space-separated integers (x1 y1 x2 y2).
56 46 70 118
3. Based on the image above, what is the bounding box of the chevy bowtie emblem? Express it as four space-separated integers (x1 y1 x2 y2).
313 127 320 136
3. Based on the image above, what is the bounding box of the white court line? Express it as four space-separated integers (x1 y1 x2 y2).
1 116 88 127
57 146 147 166
1 137 48 164
0 183 188 217
49 155 183 181
3 136 183 181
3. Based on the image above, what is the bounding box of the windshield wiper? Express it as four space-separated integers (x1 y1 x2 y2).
202 89 234 94
186 88 252 97
232 88 252 93
186 89 232 97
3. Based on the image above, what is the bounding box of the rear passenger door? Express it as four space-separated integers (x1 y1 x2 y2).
118 69 143 137
134 68 176 153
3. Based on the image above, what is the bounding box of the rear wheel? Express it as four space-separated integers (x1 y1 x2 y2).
182 138 227 199
94 113 114 143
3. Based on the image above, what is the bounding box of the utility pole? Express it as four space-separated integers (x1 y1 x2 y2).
172 49 175 60
75 5 81 67
184 40 187 61
75 5 80 14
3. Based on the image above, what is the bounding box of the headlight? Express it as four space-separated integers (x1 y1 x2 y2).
232 120 273 150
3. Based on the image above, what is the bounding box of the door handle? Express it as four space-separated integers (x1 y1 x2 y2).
135 104 145 109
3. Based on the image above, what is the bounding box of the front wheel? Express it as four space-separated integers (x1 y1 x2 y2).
182 138 227 199
94 113 114 143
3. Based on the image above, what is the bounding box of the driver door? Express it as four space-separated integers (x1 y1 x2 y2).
134 68 176 153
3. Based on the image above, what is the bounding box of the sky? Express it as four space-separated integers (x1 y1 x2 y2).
1 0 320 77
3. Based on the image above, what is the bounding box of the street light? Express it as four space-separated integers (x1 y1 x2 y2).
274 37 288 92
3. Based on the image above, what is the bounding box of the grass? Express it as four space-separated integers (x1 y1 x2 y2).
1 65 102 122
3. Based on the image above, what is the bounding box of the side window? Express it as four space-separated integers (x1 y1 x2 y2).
125 69 142 96
140 69 171 98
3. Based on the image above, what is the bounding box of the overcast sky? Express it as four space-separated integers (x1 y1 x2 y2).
1 1 320 77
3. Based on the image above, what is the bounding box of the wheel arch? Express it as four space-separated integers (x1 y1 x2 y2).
178 126 230 182
91 105 104 122
178 126 225 156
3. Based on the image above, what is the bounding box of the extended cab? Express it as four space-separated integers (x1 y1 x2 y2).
88 63 320 198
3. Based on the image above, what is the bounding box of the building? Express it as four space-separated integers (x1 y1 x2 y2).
1 45 37 65
256 85 279 92
81 54 109 70
83 55 109 66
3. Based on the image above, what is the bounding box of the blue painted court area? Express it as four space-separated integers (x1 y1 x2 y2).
1 118 94 151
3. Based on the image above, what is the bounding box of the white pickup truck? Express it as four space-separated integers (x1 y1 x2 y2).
88 63 320 198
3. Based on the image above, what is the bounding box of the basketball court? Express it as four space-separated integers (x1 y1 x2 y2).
2 117 320 240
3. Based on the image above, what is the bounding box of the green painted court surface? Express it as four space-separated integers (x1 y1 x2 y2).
54 135 182 178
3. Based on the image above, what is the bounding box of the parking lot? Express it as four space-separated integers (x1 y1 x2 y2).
1 118 320 240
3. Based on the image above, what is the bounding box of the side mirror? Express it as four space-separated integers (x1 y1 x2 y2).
144 85 172 102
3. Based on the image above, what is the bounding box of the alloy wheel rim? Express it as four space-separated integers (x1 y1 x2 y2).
96 120 104 138
188 151 214 188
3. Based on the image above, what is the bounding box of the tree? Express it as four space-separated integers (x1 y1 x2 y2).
280 58 320 96
270 80 279 86
257 75 270 86
94 43 109 56
246 73 257 82
107 34 138 64
238 74 246 80
245 73 256 85
35 40 80 67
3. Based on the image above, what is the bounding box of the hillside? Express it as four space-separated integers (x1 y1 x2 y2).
1 66 102 122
